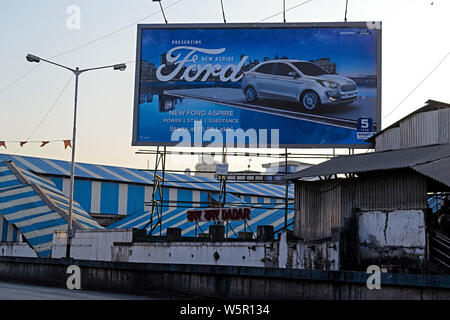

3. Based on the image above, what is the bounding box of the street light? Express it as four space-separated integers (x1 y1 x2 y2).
26 54 41 63
26 54 127 259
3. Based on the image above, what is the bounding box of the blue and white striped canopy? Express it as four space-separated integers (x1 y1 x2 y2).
0 154 294 199
108 196 294 238
0 161 103 257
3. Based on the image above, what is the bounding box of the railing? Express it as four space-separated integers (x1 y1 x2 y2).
430 231 450 272
274 221 294 236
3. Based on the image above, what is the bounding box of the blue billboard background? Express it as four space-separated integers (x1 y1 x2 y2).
133 25 380 147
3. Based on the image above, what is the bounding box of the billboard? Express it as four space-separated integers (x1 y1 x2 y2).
132 22 381 148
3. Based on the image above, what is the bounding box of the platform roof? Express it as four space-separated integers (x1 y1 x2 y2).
0 154 293 199
0 161 103 257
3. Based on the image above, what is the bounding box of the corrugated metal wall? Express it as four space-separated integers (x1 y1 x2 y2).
295 179 342 240
376 109 450 151
375 127 400 151
295 170 428 240
438 109 450 144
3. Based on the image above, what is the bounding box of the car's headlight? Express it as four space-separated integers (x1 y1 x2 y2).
316 80 338 89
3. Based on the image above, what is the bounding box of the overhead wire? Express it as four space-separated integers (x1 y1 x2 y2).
259 0 314 22
7 73 74 156
0 65 40 97
382 51 449 122
0 0 324 162
0 0 316 102
50 0 184 59
0 0 185 98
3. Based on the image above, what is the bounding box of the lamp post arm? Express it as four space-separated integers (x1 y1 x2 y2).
80 64 120 73
38 57 76 73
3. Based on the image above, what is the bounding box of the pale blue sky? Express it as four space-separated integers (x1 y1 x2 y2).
0 0 449 170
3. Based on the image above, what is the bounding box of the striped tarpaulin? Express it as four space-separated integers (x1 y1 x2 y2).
108 194 294 238
0 214 19 243
0 154 294 199
0 161 103 257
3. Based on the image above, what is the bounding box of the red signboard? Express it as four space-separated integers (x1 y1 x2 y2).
187 208 251 222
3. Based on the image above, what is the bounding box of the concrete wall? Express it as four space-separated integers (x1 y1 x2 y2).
278 231 339 270
112 241 274 268
51 229 339 271
358 210 426 269
0 243 37 258
0 256 448 300
52 229 133 261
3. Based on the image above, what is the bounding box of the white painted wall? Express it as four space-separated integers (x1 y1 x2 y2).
112 241 269 267
0 243 37 258
48 229 339 270
52 229 133 261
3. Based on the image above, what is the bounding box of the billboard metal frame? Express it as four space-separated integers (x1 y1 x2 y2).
132 22 382 149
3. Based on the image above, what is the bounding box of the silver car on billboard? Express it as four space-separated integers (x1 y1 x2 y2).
241 59 357 110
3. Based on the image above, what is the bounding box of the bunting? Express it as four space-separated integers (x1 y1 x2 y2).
0 140 71 150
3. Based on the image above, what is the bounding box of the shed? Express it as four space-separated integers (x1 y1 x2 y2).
286 144 450 240
368 99 450 151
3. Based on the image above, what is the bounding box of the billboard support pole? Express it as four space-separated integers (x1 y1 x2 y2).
157 0 168 24
284 148 288 230
344 0 349 22
160 146 166 236
218 146 227 228
283 0 286 23
142 146 166 237
220 0 226 23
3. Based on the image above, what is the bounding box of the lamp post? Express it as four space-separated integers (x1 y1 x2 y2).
26 54 126 259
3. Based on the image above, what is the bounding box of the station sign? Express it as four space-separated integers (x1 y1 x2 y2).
187 207 251 222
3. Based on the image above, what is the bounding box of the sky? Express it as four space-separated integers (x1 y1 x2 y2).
0 0 449 172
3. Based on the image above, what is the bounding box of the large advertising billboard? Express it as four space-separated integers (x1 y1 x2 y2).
132 22 381 148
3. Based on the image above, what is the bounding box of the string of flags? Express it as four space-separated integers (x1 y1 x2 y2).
0 140 72 150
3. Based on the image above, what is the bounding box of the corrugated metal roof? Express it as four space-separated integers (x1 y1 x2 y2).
286 144 450 187
413 157 450 187
0 154 294 199
0 161 103 257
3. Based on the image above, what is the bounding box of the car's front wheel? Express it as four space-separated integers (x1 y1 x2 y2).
244 86 258 103
300 91 320 110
